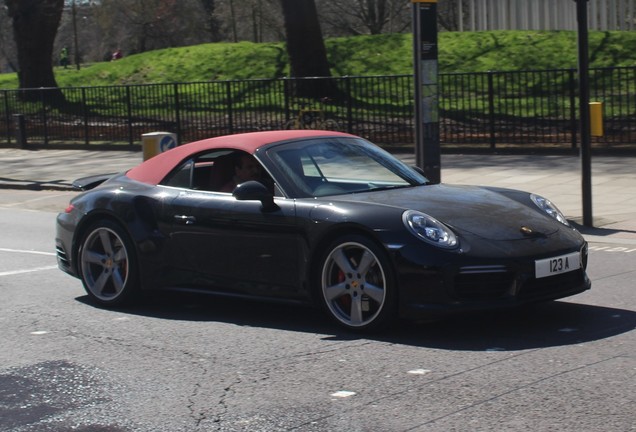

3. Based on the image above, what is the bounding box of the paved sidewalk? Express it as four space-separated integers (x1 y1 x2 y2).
1 147 634 241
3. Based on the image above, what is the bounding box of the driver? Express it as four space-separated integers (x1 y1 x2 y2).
219 153 263 192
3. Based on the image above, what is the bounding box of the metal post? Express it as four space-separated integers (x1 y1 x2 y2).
3 91 10 146
81 87 89 146
487 72 496 149
226 81 234 134
412 0 441 184
568 69 578 149
13 114 27 148
575 0 593 227
174 83 181 145
126 86 134 147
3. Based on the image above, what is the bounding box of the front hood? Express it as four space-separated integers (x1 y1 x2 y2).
329 184 562 241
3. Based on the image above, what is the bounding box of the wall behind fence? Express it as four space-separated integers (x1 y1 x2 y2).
1 67 634 151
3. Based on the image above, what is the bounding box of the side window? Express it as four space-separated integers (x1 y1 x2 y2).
162 159 193 188
160 150 230 190
161 149 275 194
208 151 274 193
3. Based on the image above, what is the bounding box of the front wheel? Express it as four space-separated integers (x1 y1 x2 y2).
317 235 397 331
78 220 139 307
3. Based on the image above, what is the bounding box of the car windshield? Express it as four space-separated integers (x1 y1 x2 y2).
266 137 428 198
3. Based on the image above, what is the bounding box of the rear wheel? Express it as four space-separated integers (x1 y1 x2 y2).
318 235 397 331
78 220 139 307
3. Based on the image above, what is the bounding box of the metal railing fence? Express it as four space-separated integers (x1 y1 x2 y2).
1 66 634 151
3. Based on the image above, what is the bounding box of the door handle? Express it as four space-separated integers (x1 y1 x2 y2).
174 215 196 225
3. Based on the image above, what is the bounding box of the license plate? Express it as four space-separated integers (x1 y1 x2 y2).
535 252 581 278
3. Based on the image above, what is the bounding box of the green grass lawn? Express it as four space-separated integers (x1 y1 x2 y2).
1 30 635 89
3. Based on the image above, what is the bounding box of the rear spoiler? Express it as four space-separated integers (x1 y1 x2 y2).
72 173 116 191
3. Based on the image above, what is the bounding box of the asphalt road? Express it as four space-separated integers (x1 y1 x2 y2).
1 191 635 432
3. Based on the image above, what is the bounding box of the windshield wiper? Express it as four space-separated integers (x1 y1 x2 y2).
365 184 412 193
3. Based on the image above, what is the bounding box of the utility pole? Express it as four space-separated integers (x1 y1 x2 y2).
575 0 593 227
412 0 441 184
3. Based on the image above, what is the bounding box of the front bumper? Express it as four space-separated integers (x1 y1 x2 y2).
393 242 591 320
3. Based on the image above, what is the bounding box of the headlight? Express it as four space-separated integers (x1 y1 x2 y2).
403 210 458 248
530 194 570 226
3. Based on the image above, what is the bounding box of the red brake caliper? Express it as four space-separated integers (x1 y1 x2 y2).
336 270 351 310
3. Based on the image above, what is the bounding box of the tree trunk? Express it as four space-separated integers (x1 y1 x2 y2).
281 0 336 98
198 0 222 41
5 0 64 99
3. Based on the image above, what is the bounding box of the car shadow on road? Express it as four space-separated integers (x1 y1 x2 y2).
76 294 635 352
75 292 334 332
376 301 636 351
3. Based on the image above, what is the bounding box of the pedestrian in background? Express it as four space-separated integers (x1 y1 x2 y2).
60 47 69 68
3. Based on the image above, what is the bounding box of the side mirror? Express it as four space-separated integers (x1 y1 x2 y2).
233 181 278 211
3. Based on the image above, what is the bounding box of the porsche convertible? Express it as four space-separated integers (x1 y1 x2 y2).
56 130 591 331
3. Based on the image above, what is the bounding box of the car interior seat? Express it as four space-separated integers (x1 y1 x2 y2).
208 153 236 192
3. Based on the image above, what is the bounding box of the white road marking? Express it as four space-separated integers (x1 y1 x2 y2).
0 247 57 276
408 369 432 375
588 245 636 253
30 331 49 335
0 266 58 277
330 390 356 398
1 193 72 208
0 247 56 256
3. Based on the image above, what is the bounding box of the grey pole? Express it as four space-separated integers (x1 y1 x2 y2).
575 0 593 227
412 0 441 184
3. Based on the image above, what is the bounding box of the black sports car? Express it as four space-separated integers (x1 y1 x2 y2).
56 130 590 331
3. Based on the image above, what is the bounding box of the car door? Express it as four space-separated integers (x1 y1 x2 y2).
163 189 305 300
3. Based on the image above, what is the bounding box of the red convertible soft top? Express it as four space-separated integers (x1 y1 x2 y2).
126 130 352 185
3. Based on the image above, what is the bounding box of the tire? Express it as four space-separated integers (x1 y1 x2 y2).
317 235 397 331
78 220 139 307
